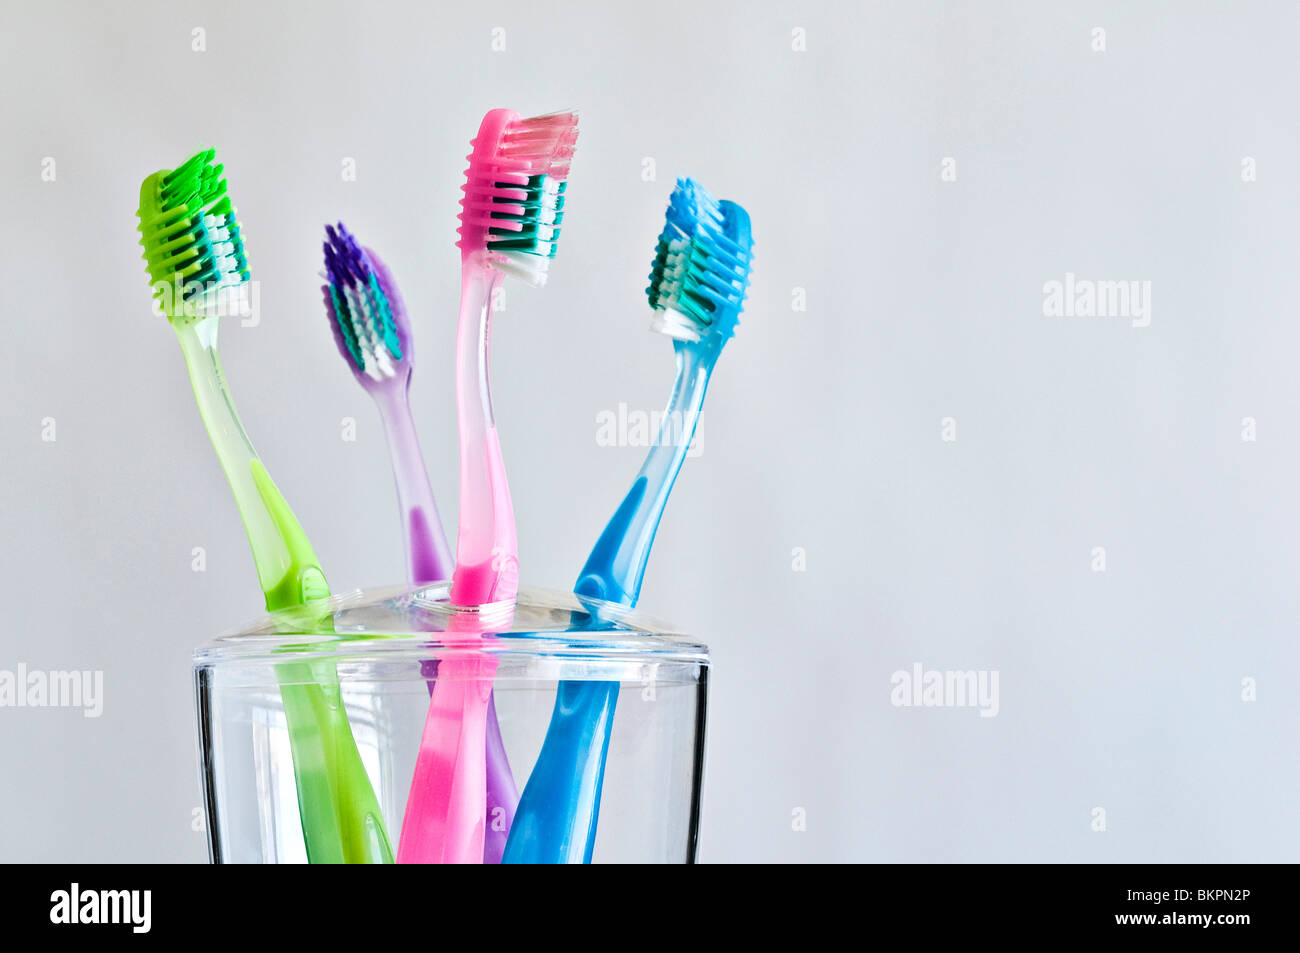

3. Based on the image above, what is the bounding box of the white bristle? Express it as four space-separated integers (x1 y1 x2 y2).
340 283 397 380
181 214 248 318
494 254 552 285
203 214 243 291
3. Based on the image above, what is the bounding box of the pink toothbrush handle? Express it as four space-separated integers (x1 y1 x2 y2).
444 266 518 858
415 661 517 863
397 259 518 863
450 424 518 604
449 261 518 607
397 651 497 863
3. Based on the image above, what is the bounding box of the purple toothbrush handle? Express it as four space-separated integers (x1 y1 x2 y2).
376 388 455 584
363 248 455 584
408 506 450 588
482 692 518 863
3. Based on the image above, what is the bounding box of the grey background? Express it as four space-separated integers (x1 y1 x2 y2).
2 0 1298 862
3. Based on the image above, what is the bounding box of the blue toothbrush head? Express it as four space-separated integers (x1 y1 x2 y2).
321 222 409 385
646 177 753 352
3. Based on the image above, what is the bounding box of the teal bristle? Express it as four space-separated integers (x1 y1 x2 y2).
487 175 565 258
646 178 753 346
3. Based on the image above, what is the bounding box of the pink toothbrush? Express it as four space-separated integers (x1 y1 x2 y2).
396 108 579 863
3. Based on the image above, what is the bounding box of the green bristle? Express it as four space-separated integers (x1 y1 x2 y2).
137 148 250 313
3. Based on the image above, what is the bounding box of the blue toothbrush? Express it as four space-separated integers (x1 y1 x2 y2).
502 178 753 863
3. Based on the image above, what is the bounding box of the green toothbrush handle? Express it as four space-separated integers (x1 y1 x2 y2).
276 661 393 863
249 461 330 610
249 463 393 864
176 320 392 863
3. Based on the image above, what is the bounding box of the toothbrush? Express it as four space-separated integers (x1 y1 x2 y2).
138 149 393 863
320 223 519 862
396 108 579 863
320 223 454 585
503 178 753 863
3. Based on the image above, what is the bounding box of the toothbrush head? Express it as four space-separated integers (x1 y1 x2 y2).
457 108 579 286
647 178 753 350
137 148 250 321
321 223 409 385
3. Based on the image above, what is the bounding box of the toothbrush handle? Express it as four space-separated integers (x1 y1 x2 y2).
457 266 523 857
500 680 618 863
176 320 293 596
574 345 710 606
396 261 519 863
376 380 519 861
374 382 518 860
248 461 330 608
276 659 394 863
252 463 394 863
410 659 518 864
397 652 496 863
375 386 455 585
504 347 712 864
249 454 394 864
450 262 518 606
176 320 393 863
483 692 519 863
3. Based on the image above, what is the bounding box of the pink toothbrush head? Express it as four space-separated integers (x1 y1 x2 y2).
457 108 578 286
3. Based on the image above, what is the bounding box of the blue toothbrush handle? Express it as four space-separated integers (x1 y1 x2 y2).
504 351 711 863
501 480 645 863
500 679 619 863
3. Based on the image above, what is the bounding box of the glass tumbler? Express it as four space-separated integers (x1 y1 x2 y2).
193 584 709 863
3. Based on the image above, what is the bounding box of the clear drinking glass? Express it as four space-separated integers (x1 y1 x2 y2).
193 584 709 863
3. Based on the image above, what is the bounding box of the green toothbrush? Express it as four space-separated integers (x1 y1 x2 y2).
137 148 392 863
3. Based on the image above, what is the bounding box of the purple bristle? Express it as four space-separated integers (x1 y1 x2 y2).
321 222 409 378
324 222 368 288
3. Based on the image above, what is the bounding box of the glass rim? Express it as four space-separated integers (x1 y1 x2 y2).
193 584 710 667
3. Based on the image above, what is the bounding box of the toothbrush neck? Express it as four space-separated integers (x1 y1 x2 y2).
373 380 455 586
575 344 713 608
174 315 326 610
450 261 517 606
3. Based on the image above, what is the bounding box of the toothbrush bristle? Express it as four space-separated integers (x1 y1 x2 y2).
458 110 579 286
646 178 753 345
322 223 404 380
137 148 251 316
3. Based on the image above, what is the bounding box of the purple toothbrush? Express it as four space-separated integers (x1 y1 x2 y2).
321 223 519 862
